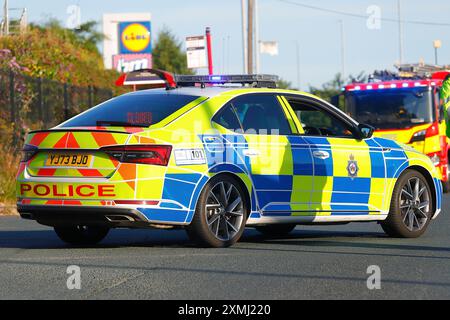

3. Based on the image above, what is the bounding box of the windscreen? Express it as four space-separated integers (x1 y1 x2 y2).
345 88 434 130
60 93 202 127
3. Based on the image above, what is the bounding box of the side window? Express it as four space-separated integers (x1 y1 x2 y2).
287 99 355 138
231 94 292 135
212 103 242 131
436 90 445 122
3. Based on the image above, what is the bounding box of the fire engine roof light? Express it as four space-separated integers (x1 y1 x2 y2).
174 74 279 88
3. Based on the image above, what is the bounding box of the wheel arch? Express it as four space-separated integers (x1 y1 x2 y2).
401 165 437 213
209 171 253 215
187 170 255 225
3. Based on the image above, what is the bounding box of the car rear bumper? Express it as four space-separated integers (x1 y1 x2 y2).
17 205 177 228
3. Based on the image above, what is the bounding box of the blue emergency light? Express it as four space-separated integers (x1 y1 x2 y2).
116 69 279 90
174 74 279 88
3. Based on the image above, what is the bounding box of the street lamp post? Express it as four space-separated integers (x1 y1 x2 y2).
433 40 442 66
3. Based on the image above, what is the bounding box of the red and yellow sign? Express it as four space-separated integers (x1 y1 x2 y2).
119 21 152 54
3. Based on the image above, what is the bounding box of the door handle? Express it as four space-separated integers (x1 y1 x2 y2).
313 150 330 159
243 149 260 157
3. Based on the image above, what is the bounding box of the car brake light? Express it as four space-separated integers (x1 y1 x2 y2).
101 145 172 166
21 145 38 162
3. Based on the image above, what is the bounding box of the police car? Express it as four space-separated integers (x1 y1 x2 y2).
16 70 443 247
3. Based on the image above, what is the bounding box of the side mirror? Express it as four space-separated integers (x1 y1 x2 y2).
357 123 374 139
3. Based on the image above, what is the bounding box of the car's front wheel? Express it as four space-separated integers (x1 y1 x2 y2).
54 225 110 245
186 175 249 248
381 170 433 238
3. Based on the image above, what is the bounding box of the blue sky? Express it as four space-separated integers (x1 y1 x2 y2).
7 0 450 89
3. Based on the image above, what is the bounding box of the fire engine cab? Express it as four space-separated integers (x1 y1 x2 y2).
341 63 450 192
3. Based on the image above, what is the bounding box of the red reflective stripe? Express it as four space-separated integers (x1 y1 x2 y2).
64 200 82 206
53 133 69 148
37 168 57 176
66 133 80 149
77 169 103 177
46 200 63 205
29 132 50 147
91 132 117 147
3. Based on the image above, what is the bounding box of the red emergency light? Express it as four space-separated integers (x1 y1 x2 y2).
344 80 441 92
115 69 177 90
432 71 450 81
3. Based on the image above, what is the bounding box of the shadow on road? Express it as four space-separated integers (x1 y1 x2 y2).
0 228 449 257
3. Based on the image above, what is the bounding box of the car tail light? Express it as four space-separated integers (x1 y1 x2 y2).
101 145 172 166
21 145 38 162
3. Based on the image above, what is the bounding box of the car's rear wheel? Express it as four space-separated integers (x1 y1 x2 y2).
186 175 249 248
381 170 433 238
255 224 296 237
54 225 110 245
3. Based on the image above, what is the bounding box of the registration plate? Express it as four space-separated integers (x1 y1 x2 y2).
45 153 92 167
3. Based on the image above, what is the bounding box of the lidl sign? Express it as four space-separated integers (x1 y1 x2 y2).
118 21 152 54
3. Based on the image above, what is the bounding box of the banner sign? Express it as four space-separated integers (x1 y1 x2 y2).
186 35 207 69
118 21 152 54
113 54 152 73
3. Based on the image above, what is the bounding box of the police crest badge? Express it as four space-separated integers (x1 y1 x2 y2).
347 154 359 178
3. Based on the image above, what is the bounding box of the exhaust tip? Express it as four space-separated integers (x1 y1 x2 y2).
105 215 135 222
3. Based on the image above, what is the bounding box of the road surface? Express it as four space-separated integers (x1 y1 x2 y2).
1 195 450 300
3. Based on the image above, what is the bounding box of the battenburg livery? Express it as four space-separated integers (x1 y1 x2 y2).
16 70 443 247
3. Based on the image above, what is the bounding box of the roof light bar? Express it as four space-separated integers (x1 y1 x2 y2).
174 74 279 88
344 80 433 92
115 69 176 89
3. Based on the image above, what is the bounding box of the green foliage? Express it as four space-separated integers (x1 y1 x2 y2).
308 72 367 108
152 28 193 75
309 73 345 103
0 20 120 92
276 78 293 89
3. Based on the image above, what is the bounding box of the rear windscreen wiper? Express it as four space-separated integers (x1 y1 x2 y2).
96 121 150 127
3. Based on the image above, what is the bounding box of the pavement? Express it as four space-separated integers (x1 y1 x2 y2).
1 195 450 300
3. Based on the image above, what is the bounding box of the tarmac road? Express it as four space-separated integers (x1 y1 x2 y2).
1 195 450 300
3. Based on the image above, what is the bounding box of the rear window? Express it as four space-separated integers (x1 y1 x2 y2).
60 93 202 127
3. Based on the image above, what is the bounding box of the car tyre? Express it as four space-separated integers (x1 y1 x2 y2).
442 161 450 193
54 225 110 245
255 224 296 237
186 175 249 248
381 169 433 238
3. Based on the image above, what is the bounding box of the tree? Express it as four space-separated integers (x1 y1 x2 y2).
308 72 367 107
276 78 293 89
0 20 119 89
152 28 193 74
